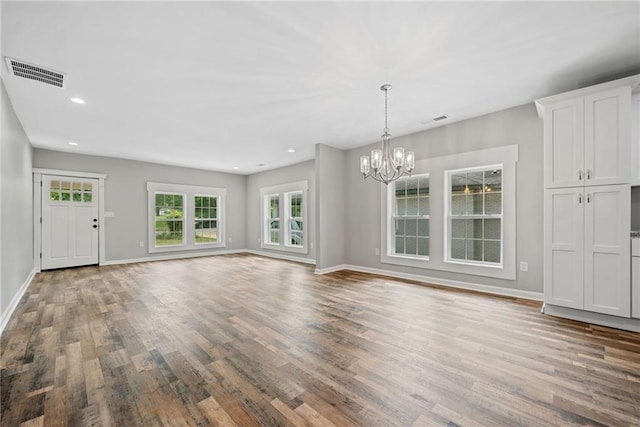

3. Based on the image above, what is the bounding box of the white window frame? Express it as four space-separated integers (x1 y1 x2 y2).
260 180 308 254
285 190 304 248
153 191 187 248
194 194 221 246
445 165 503 267
384 174 430 266
264 193 280 246
147 182 226 253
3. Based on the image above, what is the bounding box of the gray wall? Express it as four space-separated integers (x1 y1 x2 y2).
345 103 544 293
246 160 316 261
33 149 247 262
315 144 346 270
1 80 33 315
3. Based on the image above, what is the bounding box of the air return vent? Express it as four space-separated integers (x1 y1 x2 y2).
5 57 65 88
433 115 448 122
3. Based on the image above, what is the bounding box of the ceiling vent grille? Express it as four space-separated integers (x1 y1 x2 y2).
5 57 65 88
433 115 448 122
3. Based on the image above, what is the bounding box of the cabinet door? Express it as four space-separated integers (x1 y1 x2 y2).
544 98 584 189
632 256 640 319
584 185 630 317
544 188 584 309
630 93 640 185
584 87 631 186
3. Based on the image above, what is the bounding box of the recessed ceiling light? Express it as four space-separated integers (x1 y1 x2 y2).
70 97 85 104
233 166 239 170
68 141 78 146
288 149 295 153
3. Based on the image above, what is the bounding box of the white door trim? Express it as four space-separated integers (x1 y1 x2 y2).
33 169 107 272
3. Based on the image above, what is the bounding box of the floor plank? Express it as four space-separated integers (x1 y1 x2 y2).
2 254 640 426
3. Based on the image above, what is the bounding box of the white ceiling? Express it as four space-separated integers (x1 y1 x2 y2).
2 1 639 174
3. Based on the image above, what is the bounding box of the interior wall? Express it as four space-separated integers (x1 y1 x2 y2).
345 103 544 293
33 149 247 263
1 79 33 316
245 160 316 261
315 143 345 271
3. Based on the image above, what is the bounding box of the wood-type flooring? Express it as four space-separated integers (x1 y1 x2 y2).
1 254 639 426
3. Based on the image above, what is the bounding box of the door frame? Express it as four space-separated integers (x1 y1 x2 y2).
33 168 107 272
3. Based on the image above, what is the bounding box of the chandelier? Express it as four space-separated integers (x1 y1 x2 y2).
359 84 414 185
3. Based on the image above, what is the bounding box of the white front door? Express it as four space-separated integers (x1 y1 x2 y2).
41 175 99 270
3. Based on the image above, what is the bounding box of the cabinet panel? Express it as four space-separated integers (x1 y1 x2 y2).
584 87 631 186
544 189 584 308
584 185 630 317
544 99 584 188
632 256 640 319
631 94 640 185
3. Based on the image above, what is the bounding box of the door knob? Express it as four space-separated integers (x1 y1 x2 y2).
93 218 98 222
93 224 98 228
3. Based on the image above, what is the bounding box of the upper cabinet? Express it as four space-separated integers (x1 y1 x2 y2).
631 93 640 185
536 75 640 189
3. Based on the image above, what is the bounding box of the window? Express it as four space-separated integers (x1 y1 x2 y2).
380 145 517 280
265 194 280 244
147 182 226 253
49 180 93 203
155 193 185 246
447 166 502 265
390 175 429 258
260 181 308 254
286 191 303 247
195 195 219 244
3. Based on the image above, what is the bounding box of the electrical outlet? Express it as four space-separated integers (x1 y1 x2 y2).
139 241 144 248
520 261 528 272
375 248 380 256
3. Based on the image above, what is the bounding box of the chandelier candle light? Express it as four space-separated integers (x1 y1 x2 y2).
360 84 415 185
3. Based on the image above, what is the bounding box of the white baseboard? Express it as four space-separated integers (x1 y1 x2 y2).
245 249 316 265
0 270 36 336
314 264 347 274
543 304 640 332
100 249 246 266
317 263 543 301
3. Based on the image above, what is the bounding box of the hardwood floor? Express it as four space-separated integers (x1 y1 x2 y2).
1 254 639 426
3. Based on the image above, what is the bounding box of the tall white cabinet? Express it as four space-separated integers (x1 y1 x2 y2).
537 75 640 324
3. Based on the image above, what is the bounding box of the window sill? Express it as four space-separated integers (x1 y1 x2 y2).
381 253 430 269
150 243 226 254
261 243 308 255
445 259 503 269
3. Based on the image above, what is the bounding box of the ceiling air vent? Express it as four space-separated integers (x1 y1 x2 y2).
4 57 65 88
433 115 448 122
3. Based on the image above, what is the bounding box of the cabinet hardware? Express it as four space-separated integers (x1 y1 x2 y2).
578 170 583 180
587 169 592 180
587 193 591 203
578 194 583 204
